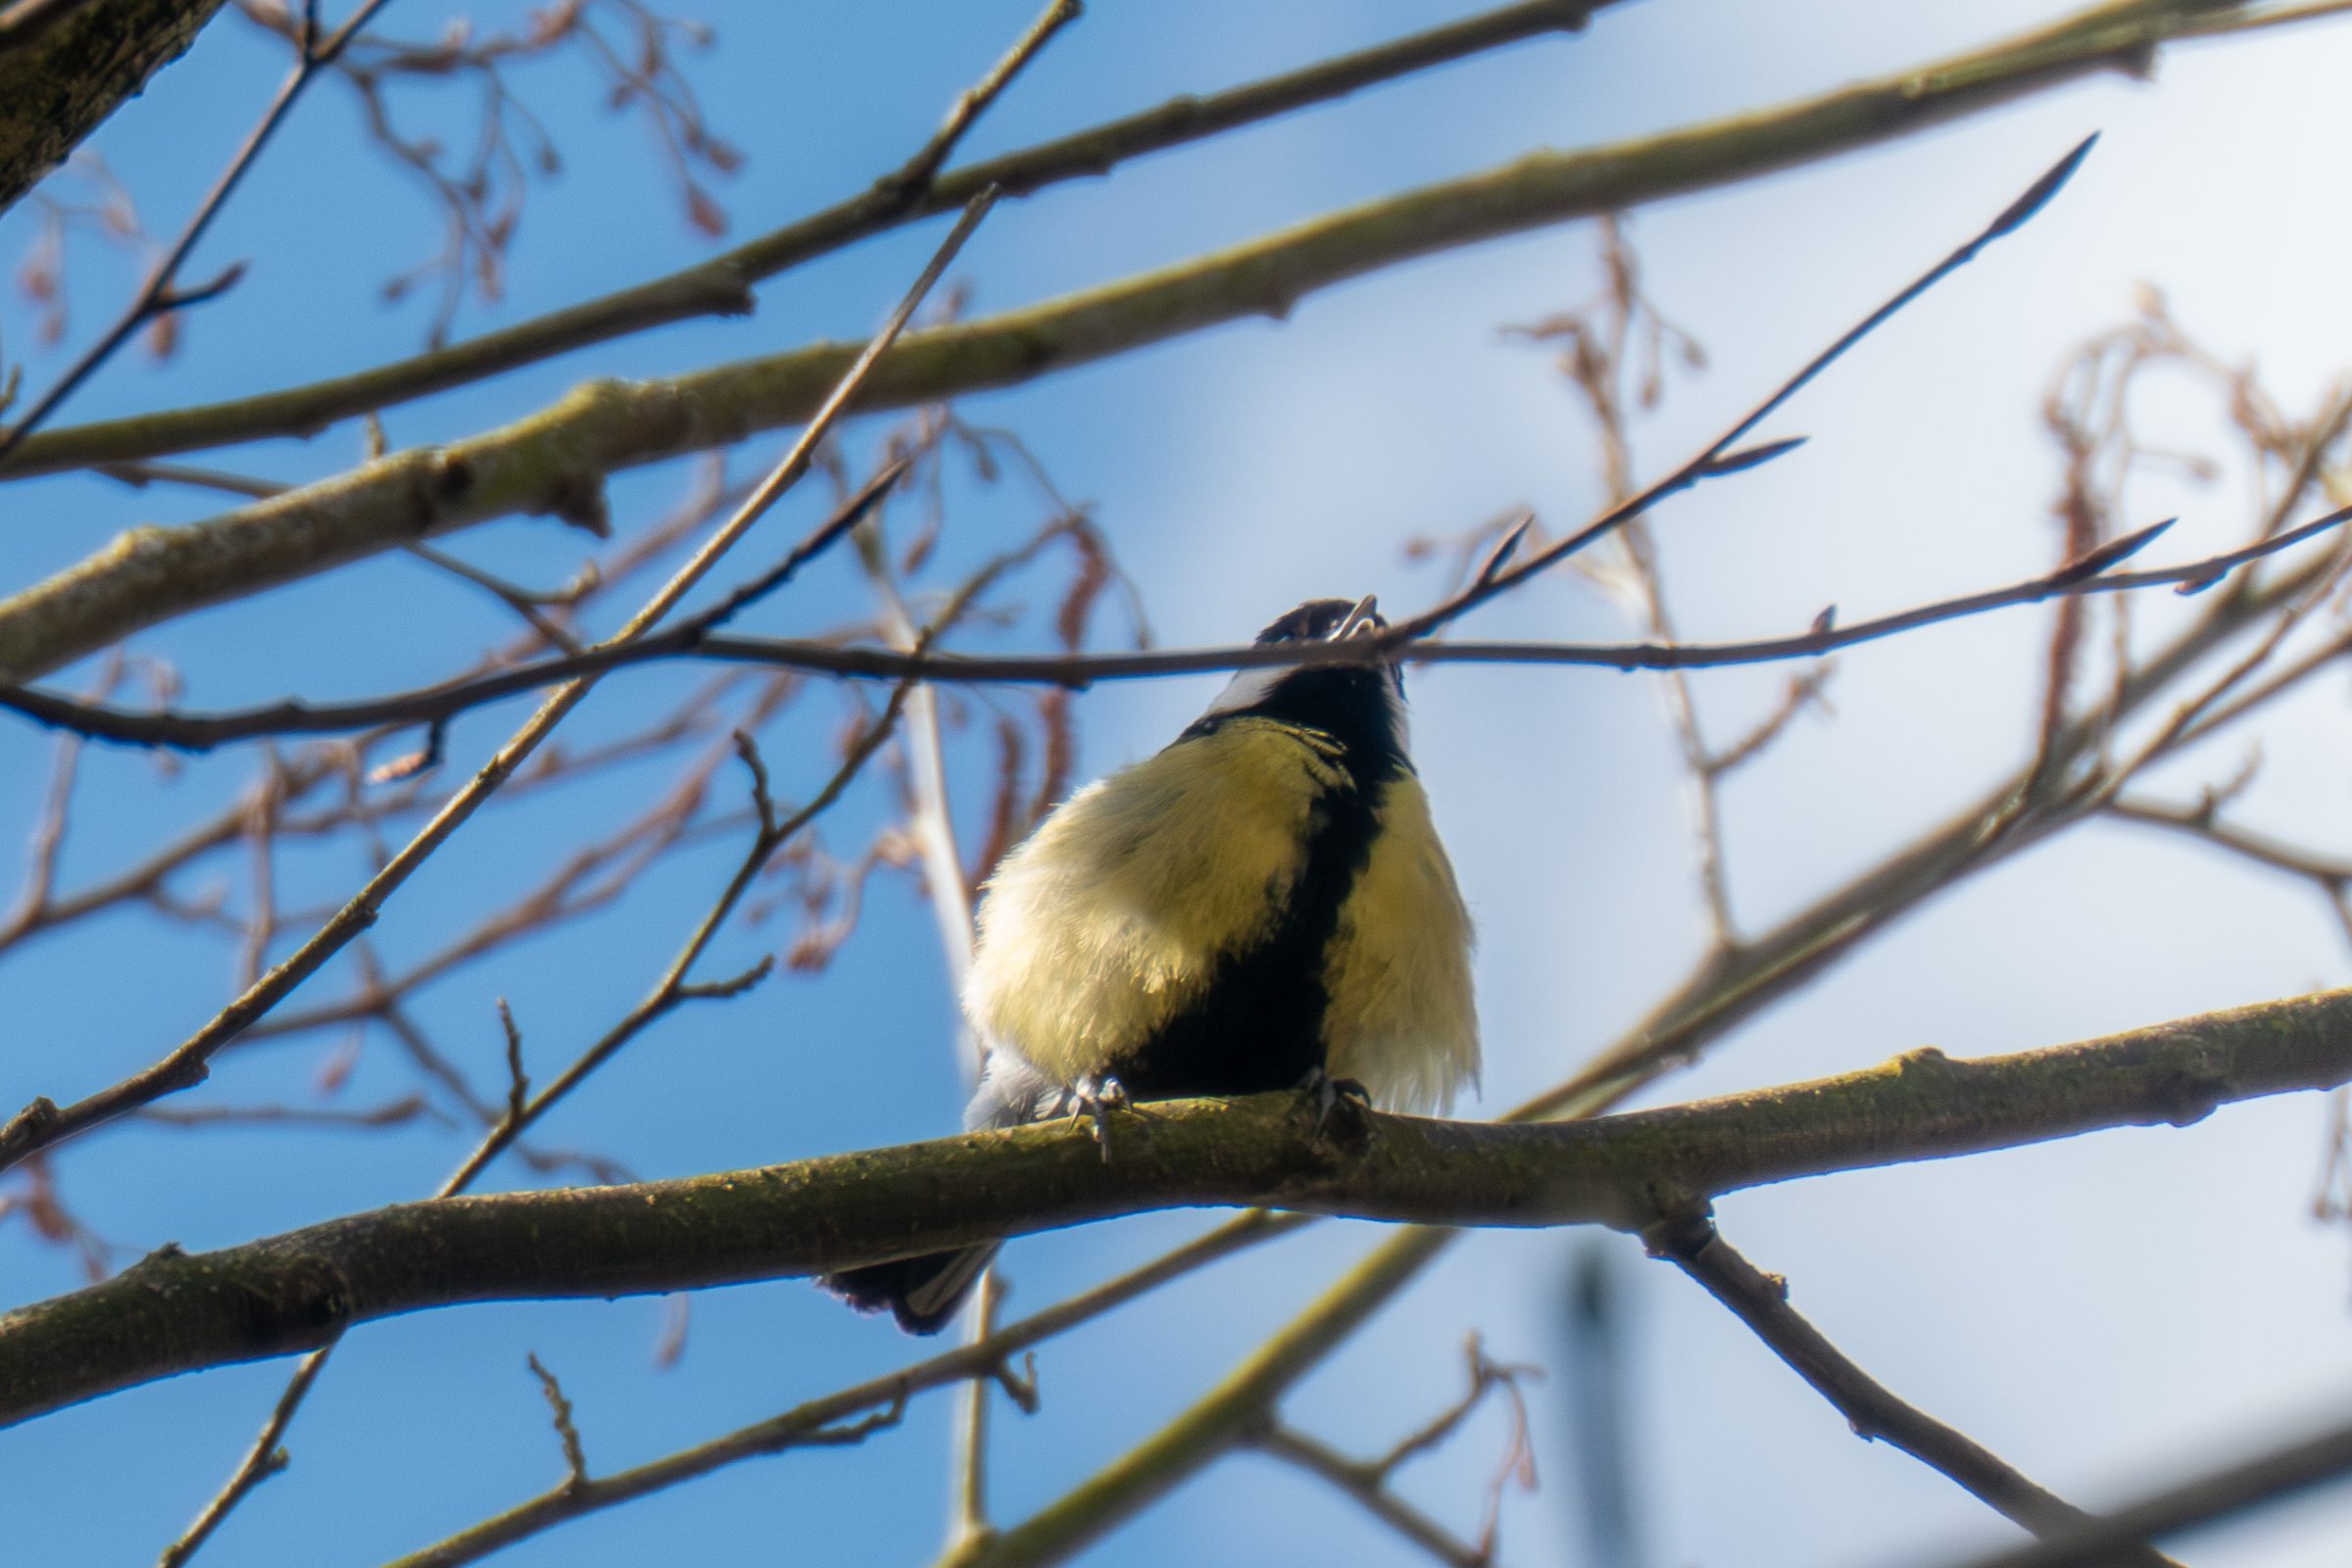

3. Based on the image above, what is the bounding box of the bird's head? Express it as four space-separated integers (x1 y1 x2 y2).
1249 593 1386 647
1191 595 1410 770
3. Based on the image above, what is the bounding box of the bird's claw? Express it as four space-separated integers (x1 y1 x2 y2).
1071 1075 1144 1161
1297 1066 1371 1135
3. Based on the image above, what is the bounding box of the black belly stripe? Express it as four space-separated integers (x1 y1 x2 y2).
1104 664 1407 1101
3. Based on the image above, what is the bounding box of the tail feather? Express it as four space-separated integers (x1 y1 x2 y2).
821 1244 998 1335
820 1051 1062 1334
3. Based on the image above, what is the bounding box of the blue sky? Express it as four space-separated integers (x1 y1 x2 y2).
10 3 2352 1565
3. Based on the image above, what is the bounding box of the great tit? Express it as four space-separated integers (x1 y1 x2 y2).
822 596 1478 1333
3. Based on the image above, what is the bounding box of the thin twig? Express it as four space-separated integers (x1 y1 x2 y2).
881 0 1082 197
0 0 401 458
1642 1206 2175 1565
495 1001 527 1133
952 1270 1002 1553
374 1217 1302 1568
402 544 589 654
0 0 1605 477
10 503 2344 753
1392 134 2099 640
0 189 994 1170
1251 1335 1538 1567
1925 1408 2352 1568
2106 796 2352 957
0 698 82 943
129 1097 437 1131
1252 1425 1486 1568
525 1353 590 1490
156 1349 331 1568
234 751 283 990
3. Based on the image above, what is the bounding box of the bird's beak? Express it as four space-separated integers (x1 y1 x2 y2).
1330 594 1380 641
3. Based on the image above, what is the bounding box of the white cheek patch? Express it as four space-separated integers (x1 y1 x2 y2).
1200 662 1415 762
1200 663 1291 721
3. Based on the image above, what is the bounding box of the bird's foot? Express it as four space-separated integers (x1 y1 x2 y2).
1070 1074 1147 1161
1296 1066 1371 1136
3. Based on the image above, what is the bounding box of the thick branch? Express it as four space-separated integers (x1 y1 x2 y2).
0 0 225 216
0 0 2319 679
7 987 2349 1430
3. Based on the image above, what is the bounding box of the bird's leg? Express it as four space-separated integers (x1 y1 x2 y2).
1296 1064 1371 1134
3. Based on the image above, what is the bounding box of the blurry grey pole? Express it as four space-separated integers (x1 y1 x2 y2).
1565 1238 1649 1568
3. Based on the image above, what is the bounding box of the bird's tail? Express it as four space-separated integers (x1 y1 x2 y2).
818 1050 1063 1335
821 1244 999 1335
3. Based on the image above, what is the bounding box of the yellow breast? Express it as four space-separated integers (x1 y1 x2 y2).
1322 774 1480 1114
962 718 1348 1085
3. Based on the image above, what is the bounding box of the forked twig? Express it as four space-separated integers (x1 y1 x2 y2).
1392 135 2099 640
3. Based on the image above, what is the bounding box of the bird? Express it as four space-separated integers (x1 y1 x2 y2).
820 595 1478 1333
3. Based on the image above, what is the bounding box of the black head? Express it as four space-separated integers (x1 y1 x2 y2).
1188 595 1410 778
1252 597 1376 645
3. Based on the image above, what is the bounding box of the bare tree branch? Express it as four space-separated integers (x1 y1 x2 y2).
0 192 995 1179
0 0 1614 475
161 519 1026 1561
1927 1409 2352 1568
3 0 2338 680
883 0 1082 199
1251 1424 1489 1568
1249 1336 1538 1568
0 0 226 217
0 0 405 458
379 1217 1292 1568
11 12 2352 1564
1394 129 2097 639
1642 1208 2176 1566
8 986 2351 1430
8 502 2340 753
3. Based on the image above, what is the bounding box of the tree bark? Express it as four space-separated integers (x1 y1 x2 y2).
5 986 2346 1431
0 0 227 217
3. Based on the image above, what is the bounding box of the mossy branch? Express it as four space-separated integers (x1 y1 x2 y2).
0 0 2321 679
6 986 2348 1432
